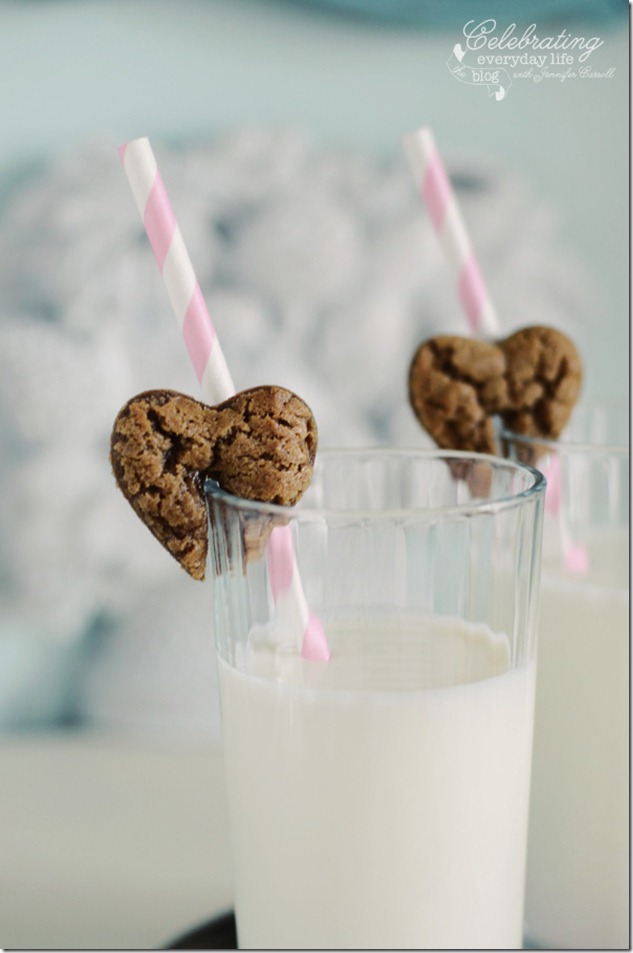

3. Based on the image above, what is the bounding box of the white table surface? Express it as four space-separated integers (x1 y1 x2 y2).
0 731 233 950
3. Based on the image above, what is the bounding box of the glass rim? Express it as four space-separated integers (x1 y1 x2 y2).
499 425 629 457
204 446 546 522
499 396 629 456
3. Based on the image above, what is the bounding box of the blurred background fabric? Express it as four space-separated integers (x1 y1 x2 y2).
0 0 628 948
0 131 592 735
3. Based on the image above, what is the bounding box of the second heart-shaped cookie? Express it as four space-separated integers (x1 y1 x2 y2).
110 386 318 580
408 326 582 455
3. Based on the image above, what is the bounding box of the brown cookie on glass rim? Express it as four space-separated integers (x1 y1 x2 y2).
110 385 317 580
408 326 582 457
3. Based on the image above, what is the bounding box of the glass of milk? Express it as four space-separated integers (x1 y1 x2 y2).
206 448 545 950
502 405 629 950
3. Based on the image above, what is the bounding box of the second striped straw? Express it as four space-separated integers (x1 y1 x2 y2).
119 137 330 661
403 127 500 338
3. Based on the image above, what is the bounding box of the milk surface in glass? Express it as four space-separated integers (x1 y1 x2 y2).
219 613 536 950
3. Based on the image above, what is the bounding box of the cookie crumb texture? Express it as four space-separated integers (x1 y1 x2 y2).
409 326 582 454
110 387 317 580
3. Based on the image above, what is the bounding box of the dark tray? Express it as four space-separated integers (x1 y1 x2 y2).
167 911 237 950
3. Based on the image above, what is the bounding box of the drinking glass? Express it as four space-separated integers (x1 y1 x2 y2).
206 448 545 950
502 404 629 950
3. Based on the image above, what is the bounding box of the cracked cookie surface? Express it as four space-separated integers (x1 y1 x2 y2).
110 386 317 580
409 326 582 454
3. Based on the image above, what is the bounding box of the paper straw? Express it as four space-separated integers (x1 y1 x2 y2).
403 127 500 338
119 137 330 660
540 454 589 574
266 524 330 657
118 138 233 405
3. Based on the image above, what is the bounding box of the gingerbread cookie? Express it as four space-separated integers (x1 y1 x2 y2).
110 386 317 580
409 326 582 455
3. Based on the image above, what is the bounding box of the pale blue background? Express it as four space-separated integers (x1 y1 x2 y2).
0 0 628 396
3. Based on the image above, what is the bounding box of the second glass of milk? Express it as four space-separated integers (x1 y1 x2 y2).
503 404 629 950
206 448 545 950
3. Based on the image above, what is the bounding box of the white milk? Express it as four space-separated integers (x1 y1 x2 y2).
219 615 536 950
525 531 629 949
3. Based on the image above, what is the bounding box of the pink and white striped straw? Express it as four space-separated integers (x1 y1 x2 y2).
539 453 589 574
119 139 233 405
403 127 500 338
119 137 329 660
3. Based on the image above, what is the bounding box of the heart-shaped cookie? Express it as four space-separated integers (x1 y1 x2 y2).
110 386 317 580
408 326 582 455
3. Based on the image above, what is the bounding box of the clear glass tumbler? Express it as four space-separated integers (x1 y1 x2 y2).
206 448 545 950
502 405 629 950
